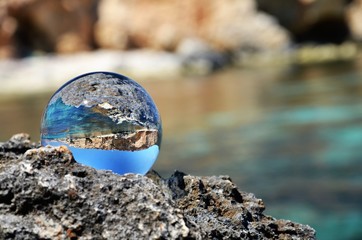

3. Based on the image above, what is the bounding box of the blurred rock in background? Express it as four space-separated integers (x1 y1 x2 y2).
95 0 290 52
346 0 362 41
0 0 361 86
257 0 352 44
0 0 98 57
1 0 362 59
1 0 291 58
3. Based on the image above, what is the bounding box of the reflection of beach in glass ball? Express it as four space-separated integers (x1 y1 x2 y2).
40 72 162 175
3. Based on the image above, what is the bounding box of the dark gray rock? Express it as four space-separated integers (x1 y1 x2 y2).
0 134 316 239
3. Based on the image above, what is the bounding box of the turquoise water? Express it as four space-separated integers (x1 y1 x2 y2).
153 62 362 240
1 61 362 239
41 97 123 139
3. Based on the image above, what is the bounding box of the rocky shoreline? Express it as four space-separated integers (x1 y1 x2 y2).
0 42 360 96
0 134 316 239
1 0 362 96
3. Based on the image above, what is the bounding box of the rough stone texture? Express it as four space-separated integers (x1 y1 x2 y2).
0 134 316 239
63 130 159 151
167 172 316 239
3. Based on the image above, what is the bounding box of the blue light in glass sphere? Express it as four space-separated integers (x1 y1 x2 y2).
40 72 162 175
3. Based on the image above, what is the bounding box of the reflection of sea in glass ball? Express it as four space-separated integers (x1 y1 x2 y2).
40 72 162 175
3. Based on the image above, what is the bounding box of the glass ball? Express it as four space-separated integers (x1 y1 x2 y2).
40 72 162 175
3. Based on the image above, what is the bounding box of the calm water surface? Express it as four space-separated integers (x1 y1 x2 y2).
1 61 362 240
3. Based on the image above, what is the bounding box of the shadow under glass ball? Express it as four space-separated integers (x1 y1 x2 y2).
40 72 162 175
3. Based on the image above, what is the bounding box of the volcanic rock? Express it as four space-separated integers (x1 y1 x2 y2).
0 134 316 239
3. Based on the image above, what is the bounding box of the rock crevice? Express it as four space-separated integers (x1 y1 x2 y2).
0 134 316 239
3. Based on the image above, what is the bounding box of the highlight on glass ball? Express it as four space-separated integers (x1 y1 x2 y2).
40 72 162 175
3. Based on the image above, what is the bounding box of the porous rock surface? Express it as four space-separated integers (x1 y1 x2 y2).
0 134 316 239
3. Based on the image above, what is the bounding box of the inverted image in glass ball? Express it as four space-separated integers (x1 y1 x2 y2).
40 72 162 175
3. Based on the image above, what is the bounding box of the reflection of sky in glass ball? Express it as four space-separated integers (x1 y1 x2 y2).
41 72 162 175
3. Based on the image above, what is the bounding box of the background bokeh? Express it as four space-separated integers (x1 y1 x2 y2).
1 1 362 239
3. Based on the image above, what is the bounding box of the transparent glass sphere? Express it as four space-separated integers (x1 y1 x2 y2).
40 72 162 175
